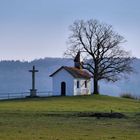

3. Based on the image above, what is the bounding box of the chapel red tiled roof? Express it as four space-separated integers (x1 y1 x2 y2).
50 66 92 79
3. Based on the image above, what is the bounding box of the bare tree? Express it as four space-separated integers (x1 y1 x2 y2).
64 19 133 95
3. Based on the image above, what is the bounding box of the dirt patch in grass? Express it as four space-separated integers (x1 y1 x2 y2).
135 113 140 116
39 112 126 119
77 112 126 119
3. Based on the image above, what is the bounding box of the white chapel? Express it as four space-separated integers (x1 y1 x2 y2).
50 52 91 96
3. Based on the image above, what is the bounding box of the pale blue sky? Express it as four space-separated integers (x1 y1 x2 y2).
0 0 140 60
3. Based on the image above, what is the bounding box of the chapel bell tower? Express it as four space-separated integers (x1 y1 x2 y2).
74 51 82 69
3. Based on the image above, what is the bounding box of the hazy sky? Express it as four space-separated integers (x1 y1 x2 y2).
0 0 140 61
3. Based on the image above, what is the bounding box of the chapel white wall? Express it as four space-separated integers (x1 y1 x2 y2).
52 69 74 96
74 79 91 96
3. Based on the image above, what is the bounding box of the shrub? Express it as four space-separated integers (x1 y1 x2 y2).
120 93 136 99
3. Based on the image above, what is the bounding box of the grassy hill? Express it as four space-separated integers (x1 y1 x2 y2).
0 95 139 140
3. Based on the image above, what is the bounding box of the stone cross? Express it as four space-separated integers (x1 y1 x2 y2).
29 65 39 97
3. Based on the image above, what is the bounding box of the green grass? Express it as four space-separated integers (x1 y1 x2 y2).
0 95 139 140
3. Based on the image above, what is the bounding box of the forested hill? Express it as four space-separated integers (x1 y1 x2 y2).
0 57 140 97
0 58 73 94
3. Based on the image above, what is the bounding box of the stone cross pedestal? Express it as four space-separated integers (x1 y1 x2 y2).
29 65 38 97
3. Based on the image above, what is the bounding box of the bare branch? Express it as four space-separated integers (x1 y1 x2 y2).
64 19 133 94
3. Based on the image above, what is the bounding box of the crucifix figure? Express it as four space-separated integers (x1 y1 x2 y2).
29 65 39 97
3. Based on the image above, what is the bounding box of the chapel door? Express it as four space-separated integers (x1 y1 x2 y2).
61 82 66 96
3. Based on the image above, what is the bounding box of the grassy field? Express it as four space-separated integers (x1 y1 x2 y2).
0 95 139 140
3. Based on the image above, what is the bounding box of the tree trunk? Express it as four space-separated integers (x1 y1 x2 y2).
93 78 99 95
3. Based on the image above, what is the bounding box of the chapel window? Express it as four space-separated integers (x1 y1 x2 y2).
85 80 87 88
77 81 79 88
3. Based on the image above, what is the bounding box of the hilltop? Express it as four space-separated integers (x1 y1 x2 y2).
0 95 139 140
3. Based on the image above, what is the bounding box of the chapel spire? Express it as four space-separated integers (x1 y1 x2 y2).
74 51 82 69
